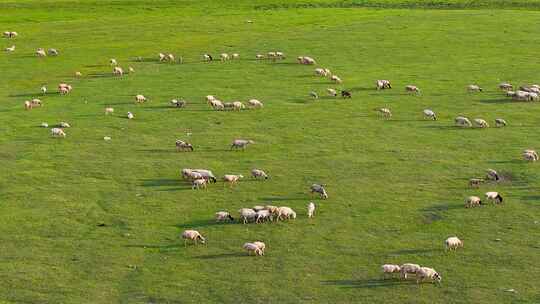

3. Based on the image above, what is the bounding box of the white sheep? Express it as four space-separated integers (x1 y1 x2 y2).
485 191 503 204
251 169 268 180
466 196 482 208
215 211 234 222
41 122 49 128
192 169 218 183
232 53 239 59
405 85 420 93
473 118 489 128
192 178 208 190
378 108 392 119
276 206 296 221
248 99 263 108
24 101 32 110
127 112 134 120
445 236 463 250
59 122 71 128
41 86 47 94
416 267 442 284
48 48 59 56
51 128 66 137
182 230 206 245
381 264 401 278
486 169 500 181
423 109 436 120
495 118 507 127
105 107 114 115
231 139 254 150
5 45 15 52
232 101 245 111
113 66 123 76
376 80 391 90
135 94 146 103
239 208 257 224
253 241 266 255
455 116 472 127
523 149 539 162
315 68 327 76
159 53 166 61
220 53 230 61
400 263 421 279
309 91 319 99
110 58 117 66
203 54 213 61
330 75 342 84
499 83 513 91
255 209 272 223
310 184 328 199
327 88 337 97
255 54 264 60
307 202 315 218
223 174 243 187
468 84 483 92
36 48 46 57
170 99 186 108
75 71 82 77
243 243 263 256
175 140 193 152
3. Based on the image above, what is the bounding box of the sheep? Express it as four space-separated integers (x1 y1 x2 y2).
276 206 296 221
455 116 472 127
58 83 72 93
220 53 230 61
113 66 123 76
231 139 254 150
381 264 401 278
59 87 69 95
31 99 42 107
485 191 503 204
203 54 213 61
223 174 243 187
445 236 463 250
327 88 337 96
469 178 485 188
75 71 82 77
499 83 513 91
210 99 224 110
486 169 500 181
181 168 193 179
206 95 216 103
523 149 539 162
307 202 315 218
468 84 483 92
310 184 328 199
528 92 540 101
59 122 71 128
494 118 507 128
103 136 111 141
192 178 208 190
253 241 266 255
255 54 264 60
423 109 437 120
247 99 263 108
400 263 421 279
513 91 533 101
51 128 66 137
255 209 272 223
110 58 117 66
175 140 194 152
232 101 245 111
378 108 392 119
41 122 49 128
41 86 47 94
251 169 268 180
191 169 217 183
182 230 206 245
215 211 234 222
405 85 420 93
416 267 442 284
315 68 328 76
5 45 15 52
330 75 342 84
36 48 46 57
105 107 114 115
376 80 391 90
24 101 32 110
3 31 17 38
170 99 186 108
309 91 319 99
252 206 266 212
465 196 482 208
276 52 285 59
135 94 146 103
128 66 135 73
267 51 277 59
297 56 316 65
159 53 166 61
341 90 352 98
231 53 239 59
243 243 263 256
167 53 175 62
473 118 489 128
48 48 59 56
187 171 204 181
127 112 134 120
239 208 257 224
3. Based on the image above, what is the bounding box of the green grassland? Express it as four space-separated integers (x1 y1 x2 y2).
1 1 540 303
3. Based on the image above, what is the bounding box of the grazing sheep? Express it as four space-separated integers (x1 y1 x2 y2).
41 86 47 94
135 94 146 103
310 184 328 199
110 58 117 66
469 178 485 188
523 149 539 162
51 128 66 137
223 174 243 187
315 68 328 77
247 99 263 108
495 118 507 127
251 169 268 180
175 140 194 152
468 84 483 92
327 88 337 96
127 112 134 120
75 71 82 77
239 208 257 224
209 99 224 110
378 108 392 119
276 206 296 221
445 236 463 250
382 264 401 278
400 263 421 279
203 54 213 61
59 87 69 95
255 209 272 223
423 109 437 120
376 80 391 90
473 118 489 128
159 53 166 61
31 99 42 107
455 116 472 127
215 211 234 222
309 91 319 99
220 53 230 61
341 90 352 98
486 169 500 181
59 122 71 128
103 136 111 141
231 53 239 59
297 56 316 65
5 45 15 52
267 51 277 59
24 101 32 110
276 52 285 59
499 83 513 91
330 75 342 84
58 83 72 93
231 139 254 150
41 122 49 128
416 267 442 284
171 99 186 108
405 85 420 93
182 230 206 245
36 48 46 57
255 54 264 60
48 48 59 56
192 169 217 183
232 101 245 111
243 243 263 256
307 202 315 218
252 206 266 212
113 66 123 76
3 31 17 38
167 53 175 62
253 241 266 255
485 191 503 204
466 196 482 208
105 107 114 115
192 178 208 190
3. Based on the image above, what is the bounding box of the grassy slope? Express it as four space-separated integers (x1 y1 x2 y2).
1 1 539 303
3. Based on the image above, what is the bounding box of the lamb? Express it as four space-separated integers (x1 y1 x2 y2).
378 108 392 119
468 84 483 92
251 169 269 180
465 196 482 208
416 267 442 284
59 122 71 128
239 208 257 224
113 66 124 76
243 243 263 256
24 101 32 110
223 174 243 187
276 206 296 221
231 139 254 150
51 128 66 137
170 99 186 108
330 75 342 84
310 184 328 199
307 202 315 218
499 83 513 91
341 90 352 98
405 85 420 93
126 112 134 120
41 86 47 94
473 118 489 128
253 241 266 255
400 263 421 279
220 53 230 61
445 236 463 250
423 109 437 120
327 88 337 96
209 99 224 110
105 107 114 115
485 191 503 204
135 94 146 103
232 101 245 111
191 169 217 183
247 99 263 108
192 178 208 190
486 169 500 181
181 230 206 245
36 48 46 57
175 140 194 152
376 80 391 90
203 54 213 61
215 211 234 222
469 178 485 188
455 116 472 127
495 118 507 127
48 48 59 56
381 264 401 278
75 71 82 77
255 209 272 223
5 45 15 52
110 58 117 66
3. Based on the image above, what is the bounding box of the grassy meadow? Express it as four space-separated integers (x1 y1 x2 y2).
1 1 540 303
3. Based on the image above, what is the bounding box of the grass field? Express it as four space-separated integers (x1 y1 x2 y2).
1 1 540 303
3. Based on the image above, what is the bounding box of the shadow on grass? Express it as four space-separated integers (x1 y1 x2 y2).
321 278 408 288
478 98 515 104
87 73 115 78
84 64 105 68
174 220 225 229
195 253 248 259
521 195 540 201
259 195 306 202
125 244 183 251
488 159 523 164
421 202 463 212
9 92 55 98
128 57 157 63
140 178 183 187
388 248 439 255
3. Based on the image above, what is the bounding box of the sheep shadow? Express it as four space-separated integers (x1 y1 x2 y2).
258 195 306 202
421 202 463 213
9 92 51 98
128 57 157 63
195 253 248 259
321 278 408 289
174 220 225 229
137 149 177 154
124 243 183 252
521 195 540 201
487 159 523 164
478 98 515 104
87 73 115 78
140 178 181 187
387 248 439 255
348 86 375 92
84 64 106 68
